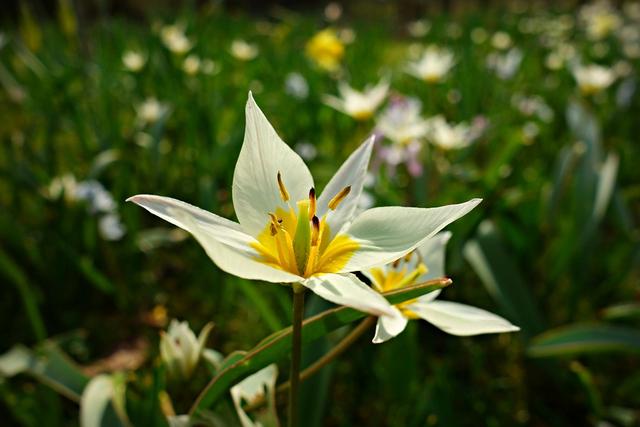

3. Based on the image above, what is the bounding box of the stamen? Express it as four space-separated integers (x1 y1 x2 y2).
311 216 320 246
328 186 351 210
277 171 290 202
309 188 316 218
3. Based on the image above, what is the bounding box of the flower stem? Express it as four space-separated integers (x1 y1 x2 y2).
244 315 376 414
288 284 305 427
283 315 375 390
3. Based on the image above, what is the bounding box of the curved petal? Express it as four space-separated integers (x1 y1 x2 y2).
340 199 481 272
408 300 520 336
128 194 301 283
416 231 452 283
232 93 314 237
302 273 396 317
317 136 374 239
372 308 408 344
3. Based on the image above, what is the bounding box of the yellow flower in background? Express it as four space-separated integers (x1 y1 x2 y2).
305 29 345 71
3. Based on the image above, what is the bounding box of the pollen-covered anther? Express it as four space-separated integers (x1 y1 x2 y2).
268 213 280 235
328 186 351 210
309 188 317 218
276 171 290 202
311 216 320 246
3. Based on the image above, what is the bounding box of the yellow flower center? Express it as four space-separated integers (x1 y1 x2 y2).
369 252 429 318
251 172 359 278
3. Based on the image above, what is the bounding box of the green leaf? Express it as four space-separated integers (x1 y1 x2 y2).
602 302 640 320
528 324 640 357
0 342 89 402
463 220 544 338
189 278 450 415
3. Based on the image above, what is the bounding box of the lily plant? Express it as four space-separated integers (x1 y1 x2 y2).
128 93 480 426
406 46 456 83
365 232 519 343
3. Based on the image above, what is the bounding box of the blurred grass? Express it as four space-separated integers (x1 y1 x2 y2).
1 1 639 426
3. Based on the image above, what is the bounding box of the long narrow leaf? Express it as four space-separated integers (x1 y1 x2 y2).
528 324 640 357
463 220 544 338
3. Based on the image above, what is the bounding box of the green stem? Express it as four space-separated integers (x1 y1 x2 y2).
243 316 376 413
288 285 305 427
282 315 375 392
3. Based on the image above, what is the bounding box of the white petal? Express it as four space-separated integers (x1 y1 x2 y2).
372 308 408 344
408 300 520 336
317 136 374 238
128 195 301 283
340 199 481 272
232 93 314 237
416 231 452 283
302 273 396 317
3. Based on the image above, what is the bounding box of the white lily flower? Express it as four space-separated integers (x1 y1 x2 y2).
160 319 213 380
572 63 616 95
406 46 455 83
128 93 481 320
376 97 429 145
426 115 475 150
323 78 389 120
364 232 519 343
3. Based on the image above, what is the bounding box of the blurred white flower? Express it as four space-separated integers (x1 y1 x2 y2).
471 27 488 44
338 28 356 44
161 24 192 55
407 20 431 38
45 173 78 200
376 97 429 145
75 180 116 214
511 93 554 123
99 214 126 241
201 59 219 75
406 46 455 83
324 2 342 22
486 48 523 80
136 97 169 125
230 39 259 61
491 31 512 50
294 141 317 160
572 63 616 95
231 365 279 427
522 121 540 143
426 116 476 150
284 72 309 100
182 54 200 75
376 140 424 177
323 78 389 120
160 320 213 380
122 50 146 72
